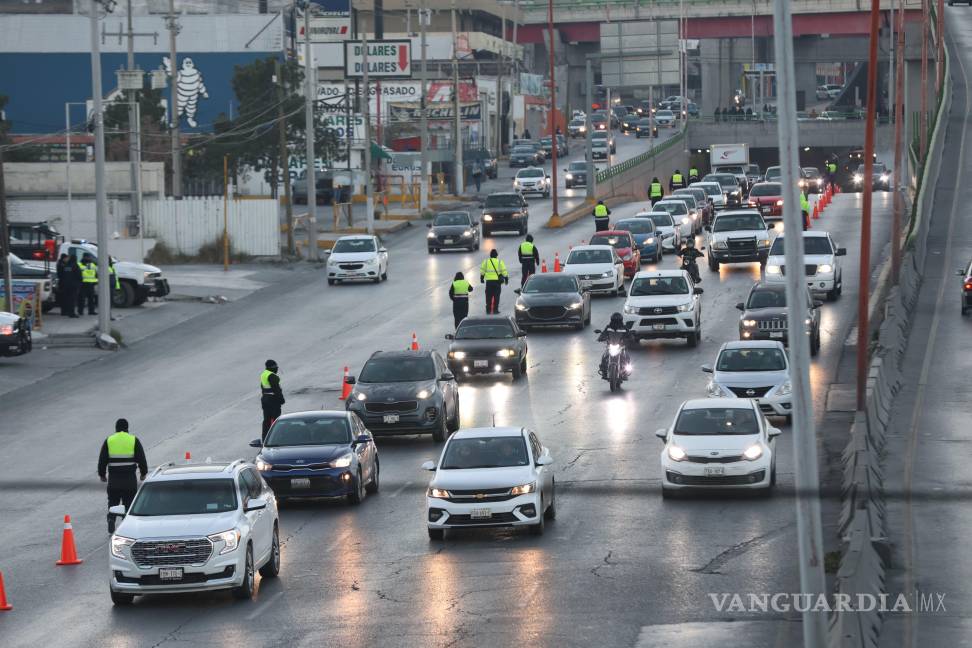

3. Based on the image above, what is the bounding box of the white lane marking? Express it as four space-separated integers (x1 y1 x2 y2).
844 326 858 346
246 590 284 620
391 481 412 497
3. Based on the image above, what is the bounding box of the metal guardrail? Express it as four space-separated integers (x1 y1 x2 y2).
595 129 685 184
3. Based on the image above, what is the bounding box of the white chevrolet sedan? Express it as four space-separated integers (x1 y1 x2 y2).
422 427 556 539
325 235 389 285
562 245 626 295
656 398 781 497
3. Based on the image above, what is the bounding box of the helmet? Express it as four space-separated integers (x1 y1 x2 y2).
265 359 278 370
685 237 696 247
610 312 624 328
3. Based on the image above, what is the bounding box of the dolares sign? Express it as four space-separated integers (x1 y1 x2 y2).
344 40 413 78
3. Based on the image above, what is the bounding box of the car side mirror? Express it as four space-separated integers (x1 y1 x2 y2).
421 460 437 471
244 497 267 513
440 371 455 381
108 504 126 517
352 434 370 446
379 248 387 253
701 364 713 373
444 333 455 340
655 428 668 441
517 331 527 337
535 455 553 466
513 289 522 295
813 300 824 308
768 427 782 438
735 302 745 311
593 329 602 334
767 222 775 229
249 439 263 448
346 376 356 385
694 287 704 294
427 223 433 228
836 247 847 256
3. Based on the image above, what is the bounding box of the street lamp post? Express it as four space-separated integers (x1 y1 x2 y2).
546 0 560 226
89 0 112 338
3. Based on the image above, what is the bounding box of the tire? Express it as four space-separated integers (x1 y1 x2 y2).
428 247 436 254
785 414 793 425
770 465 777 486
810 331 821 356
232 545 255 600
347 469 366 505
482 226 491 237
432 414 448 443
365 461 380 494
661 486 677 499
381 269 388 281
258 525 281 578
113 282 136 308
512 361 523 381
447 398 460 432
428 527 444 540
327 279 335 286
708 257 719 272
687 330 699 347
529 502 546 535
110 589 135 606
545 479 557 519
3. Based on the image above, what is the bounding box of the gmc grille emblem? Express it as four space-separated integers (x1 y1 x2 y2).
158 544 182 553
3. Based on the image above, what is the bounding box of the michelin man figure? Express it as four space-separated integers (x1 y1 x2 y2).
163 56 209 128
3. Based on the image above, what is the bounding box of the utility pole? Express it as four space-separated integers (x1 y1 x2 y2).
585 57 595 202
303 3 318 258
892 0 905 283
275 58 294 255
920 0 928 160
419 2 429 212
167 0 181 197
936 0 944 96
546 0 559 225
223 154 229 271
496 1 506 159
510 0 519 147
362 29 374 235
91 0 111 337
451 2 463 194
125 0 142 251
771 0 827 645
0 150 11 314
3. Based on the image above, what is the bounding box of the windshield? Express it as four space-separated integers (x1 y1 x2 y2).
568 162 587 171
747 165 760 174
518 169 544 178
655 201 687 216
749 183 782 197
130 479 238 516
455 321 515 340
717 347 787 372
675 189 706 203
803 168 821 178
359 356 436 383
638 119 651 126
674 408 760 435
765 167 781 180
433 212 471 227
615 220 655 235
512 146 534 154
522 275 578 293
674 195 697 209
716 165 745 174
644 213 674 227
569 119 583 126
332 238 376 254
747 288 787 309
440 436 530 469
567 249 612 264
630 276 689 296
712 214 766 232
715 176 738 188
697 183 722 196
769 237 834 256
590 234 631 249
265 416 351 447
485 195 522 208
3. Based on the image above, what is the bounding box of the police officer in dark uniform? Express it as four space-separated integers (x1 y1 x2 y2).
669 169 686 191
649 177 664 205
78 252 98 315
688 166 700 182
480 249 509 314
449 271 473 328
518 234 540 287
593 200 611 232
260 359 285 440
98 418 148 532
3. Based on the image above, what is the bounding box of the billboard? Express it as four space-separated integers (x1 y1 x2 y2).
297 1 351 43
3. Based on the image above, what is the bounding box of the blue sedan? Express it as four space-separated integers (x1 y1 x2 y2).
252 410 379 505
614 218 662 263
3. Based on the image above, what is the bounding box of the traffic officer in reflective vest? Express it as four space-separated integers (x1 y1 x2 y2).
669 169 686 191
688 166 700 182
448 271 473 328
260 359 285 440
518 234 540 286
108 259 121 297
649 177 664 205
480 249 509 314
800 190 811 230
78 252 98 316
593 200 611 232
826 159 838 190
98 418 148 532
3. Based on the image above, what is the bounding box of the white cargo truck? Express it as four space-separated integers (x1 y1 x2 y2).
710 144 751 190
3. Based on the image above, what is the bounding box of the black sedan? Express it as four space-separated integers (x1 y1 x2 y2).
634 118 657 138
513 273 591 331
736 282 822 356
0 311 32 357
427 211 480 253
509 145 542 167
446 315 528 380
565 161 589 188
251 411 379 504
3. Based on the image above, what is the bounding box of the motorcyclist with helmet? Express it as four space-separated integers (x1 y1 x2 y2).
597 312 634 379
675 237 704 283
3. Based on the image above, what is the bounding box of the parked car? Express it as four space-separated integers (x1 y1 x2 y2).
481 192 529 236
514 273 591 330
427 211 480 253
7 221 60 262
736 282 822 355
702 341 794 423
59 240 169 308
0 310 32 357
763 230 847 301
445 315 528 380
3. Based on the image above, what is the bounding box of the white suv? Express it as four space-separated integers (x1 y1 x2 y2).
764 230 846 301
108 460 280 605
623 269 703 347
704 209 775 271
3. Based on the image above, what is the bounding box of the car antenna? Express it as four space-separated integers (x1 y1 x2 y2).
491 413 497 427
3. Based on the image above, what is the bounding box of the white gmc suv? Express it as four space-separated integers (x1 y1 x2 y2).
108 460 280 605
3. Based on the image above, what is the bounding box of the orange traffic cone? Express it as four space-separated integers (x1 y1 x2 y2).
339 366 352 400
541 259 548 273
0 570 12 611
185 451 191 462
55 515 83 566
554 252 561 272
410 333 419 351
812 202 820 219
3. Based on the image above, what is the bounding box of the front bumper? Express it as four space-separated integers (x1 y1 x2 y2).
711 248 768 264
263 467 355 498
662 458 771 490
328 265 381 281
482 217 525 232
347 404 443 435
145 278 170 298
516 185 548 196
625 313 696 339
515 307 584 327
427 492 542 529
448 357 518 375
428 235 477 250
110 548 244 595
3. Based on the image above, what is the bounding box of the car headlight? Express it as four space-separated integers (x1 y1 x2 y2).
758 239 771 247
712 240 728 250
427 231 436 239
853 174 863 184
816 178 823 185
667 444 687 461
804 318 812 325
742 444 764 461
483 214 493 222
567 301 583 310
496 349 515 358
817 263 834 274
645 237 655 244
880 174 889 183
775 199 784 206
332 452 354 468
449 351 467 361
255 456 272 472
608 344 622 357
765 264 781 275
677 302 694 312
682 217 691 225
208 529 241 555
799 180 806 187
142 271 154 283
416 388 433 399
355 391 367 401
462 229 473 238
748 201 758 207
601 271 614 278
623 304 637 314
778 380 792 396
742 319 757 327
707 381 725 397
428 487 450 498
510 482 537 496
566 173 574 180
111 535 135 559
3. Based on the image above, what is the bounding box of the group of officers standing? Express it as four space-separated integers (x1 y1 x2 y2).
55 252 120 317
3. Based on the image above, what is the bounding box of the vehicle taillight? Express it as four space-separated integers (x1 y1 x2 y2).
965 281 972 291
31 250 45 260
44 239 56 260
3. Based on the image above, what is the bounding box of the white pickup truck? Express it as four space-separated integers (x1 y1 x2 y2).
59 240 170 307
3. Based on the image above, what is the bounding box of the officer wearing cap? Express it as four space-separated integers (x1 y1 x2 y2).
260 360 285 440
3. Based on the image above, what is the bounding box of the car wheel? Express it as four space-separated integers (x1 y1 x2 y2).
512 360 523 381
545 479 557 519
110 589 135 605
327 279 335 286
381 269 388 281
365 461 380 494
529 502 546 535
232 545 255 600
428 527 445 540
447 399 460 432
428 247 436 254
661 486 677 499
432 414 448 443
347 469 366 505
826 285 838 301
258 525 281 578
785 414 793 425
687 330 699 347
708 257 719 272
112 282 136 308
811 331 821 356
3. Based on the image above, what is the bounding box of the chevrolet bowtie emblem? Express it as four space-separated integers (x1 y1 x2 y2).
475 493 486 499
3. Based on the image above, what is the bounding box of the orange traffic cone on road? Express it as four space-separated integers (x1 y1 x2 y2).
554 252 561 272
541 259 548 273
339 366 352 400
410 333 419 351
812 202 820 220
0 571 12 611
55 515 83 566
185 451 191 462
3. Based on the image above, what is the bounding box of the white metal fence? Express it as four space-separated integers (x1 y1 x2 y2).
143 197 279 257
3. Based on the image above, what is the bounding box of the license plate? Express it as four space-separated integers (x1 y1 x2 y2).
474 360 489 368
762 207 771 213
443 238 455 244
704 467 725 477
653 324 667 331
158 568 183 581
770 332 784 339
349 272 364 277
383 414 400 424
470 508 492 520
291 478 311 489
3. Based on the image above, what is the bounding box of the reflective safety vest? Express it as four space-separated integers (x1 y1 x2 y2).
109 265 121 290
106 431 137 469
689 167 699 179
827 162 837 173
594 204 609 218
800 193 809 212
480 257 508 281
672 173 684 185
650 182 663 198
452 279 472 297
260 369 277 396
79 262 98 284
519 241 535 256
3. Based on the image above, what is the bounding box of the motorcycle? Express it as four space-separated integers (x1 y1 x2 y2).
594 328 633 392
678 247 704 284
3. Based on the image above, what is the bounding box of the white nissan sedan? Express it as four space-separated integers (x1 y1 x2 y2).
325 235 389 285
657 399 781 497
422 427 556 539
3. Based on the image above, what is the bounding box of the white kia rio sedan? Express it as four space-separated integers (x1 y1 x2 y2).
422 427 556 539
656 399 781 497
